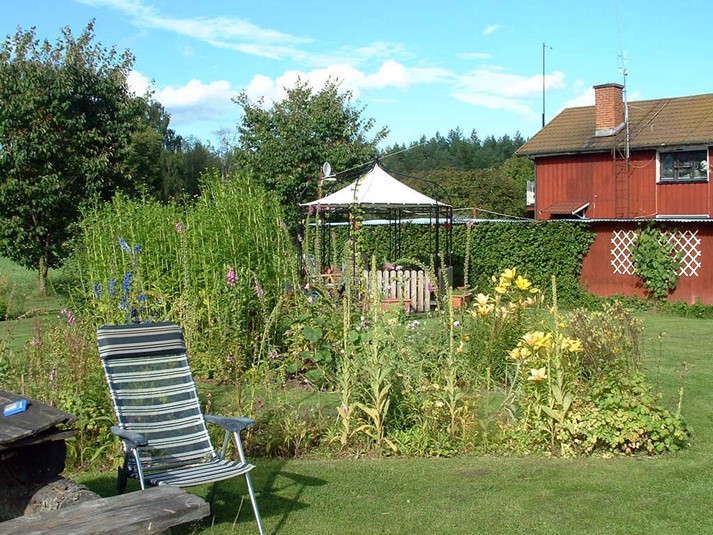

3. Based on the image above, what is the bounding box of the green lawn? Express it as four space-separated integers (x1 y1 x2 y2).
74 312 713 534
0 256 65 352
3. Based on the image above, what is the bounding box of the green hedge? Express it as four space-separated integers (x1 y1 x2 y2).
320 220 595 305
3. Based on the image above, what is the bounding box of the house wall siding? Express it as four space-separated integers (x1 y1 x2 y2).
535 148 712 219
581 222 713 304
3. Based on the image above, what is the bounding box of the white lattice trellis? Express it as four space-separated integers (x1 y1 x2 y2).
610 229 701 277
610 230 637 275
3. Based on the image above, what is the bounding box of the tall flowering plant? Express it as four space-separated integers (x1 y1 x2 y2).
506 323 585 454
455 268 541 385
88 237 169 325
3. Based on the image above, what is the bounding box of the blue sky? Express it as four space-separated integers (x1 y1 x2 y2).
3 0 712 149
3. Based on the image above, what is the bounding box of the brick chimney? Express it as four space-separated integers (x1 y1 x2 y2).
593 83 624 136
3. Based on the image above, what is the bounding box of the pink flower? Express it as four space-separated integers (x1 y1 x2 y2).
226 267 237 287
175 221 185 233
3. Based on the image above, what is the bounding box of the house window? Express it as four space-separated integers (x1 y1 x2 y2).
659 149 708 182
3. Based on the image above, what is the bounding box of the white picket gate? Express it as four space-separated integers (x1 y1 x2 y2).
362 269 432 312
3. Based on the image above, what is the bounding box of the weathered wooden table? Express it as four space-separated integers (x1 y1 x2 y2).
0 390 97 520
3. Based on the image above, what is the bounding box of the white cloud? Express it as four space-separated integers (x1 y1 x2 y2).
126 70 236 122
451 69 566 118
452 92 533 116
77 0 311 60
456 69 565 98
561 87 594 109
243 60 453 104
482 24 501 36
127 70 151 96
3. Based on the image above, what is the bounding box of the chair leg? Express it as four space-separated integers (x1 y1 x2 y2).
244 472 265 535
117 451 129 494
208 481 218 507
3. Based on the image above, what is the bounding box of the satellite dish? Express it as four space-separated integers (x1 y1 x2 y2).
322 162 332 177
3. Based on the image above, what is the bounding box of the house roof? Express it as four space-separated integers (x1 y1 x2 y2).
540 200 590 216
517 92 713 157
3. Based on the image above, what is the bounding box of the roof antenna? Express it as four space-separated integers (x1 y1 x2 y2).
616 4 630 159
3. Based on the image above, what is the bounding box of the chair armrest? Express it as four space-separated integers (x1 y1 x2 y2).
111 426 148 448
204 415 255 433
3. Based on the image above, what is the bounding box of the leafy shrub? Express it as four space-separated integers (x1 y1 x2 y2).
565 301 643 379
8 315 118 469
573 372 688 454
631 224 682 300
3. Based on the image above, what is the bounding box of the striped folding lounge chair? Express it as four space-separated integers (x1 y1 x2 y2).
97 322 264 535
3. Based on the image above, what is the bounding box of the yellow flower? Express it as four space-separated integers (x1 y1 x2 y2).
514 275 532 291
527 367 548 381
477 304 494 316
387 317 398 326
560 336 583 353
501 268 517 281
521 331 553 351
508 346 531 360
456 340 464 353
495 284 508 294
475 293 490 306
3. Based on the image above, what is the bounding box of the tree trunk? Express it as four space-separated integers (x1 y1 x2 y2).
38 255 48 297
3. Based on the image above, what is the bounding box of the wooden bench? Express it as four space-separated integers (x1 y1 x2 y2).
0 486 210 535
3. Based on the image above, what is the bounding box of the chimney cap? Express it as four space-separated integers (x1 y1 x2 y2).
593 83 624 90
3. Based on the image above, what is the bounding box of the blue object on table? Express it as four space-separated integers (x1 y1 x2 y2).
3 398 28 416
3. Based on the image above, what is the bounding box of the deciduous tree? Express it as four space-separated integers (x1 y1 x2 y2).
0 22 144 293
234 79 388 225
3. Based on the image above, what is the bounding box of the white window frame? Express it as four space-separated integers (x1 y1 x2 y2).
657 146 709 183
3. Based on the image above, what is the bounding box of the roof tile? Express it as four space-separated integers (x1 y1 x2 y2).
517 92 713 157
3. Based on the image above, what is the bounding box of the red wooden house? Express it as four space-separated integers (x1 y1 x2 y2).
517 83 713 303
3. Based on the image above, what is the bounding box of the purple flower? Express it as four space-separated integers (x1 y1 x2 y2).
118 238 131 253
308 205 315 215
133 244 142 254
226 267 237 287
108 279 117 295
122 272 132 294
93 282 102 299
427 283 434 293
118 296 129 310
384 262 395 271
67 313 76 325
175 221 185 233
138 292 147 303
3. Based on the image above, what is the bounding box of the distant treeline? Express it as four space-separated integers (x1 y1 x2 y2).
382 128 527 173
378 129 532 217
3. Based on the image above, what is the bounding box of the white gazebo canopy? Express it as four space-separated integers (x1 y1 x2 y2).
302 161 449 209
